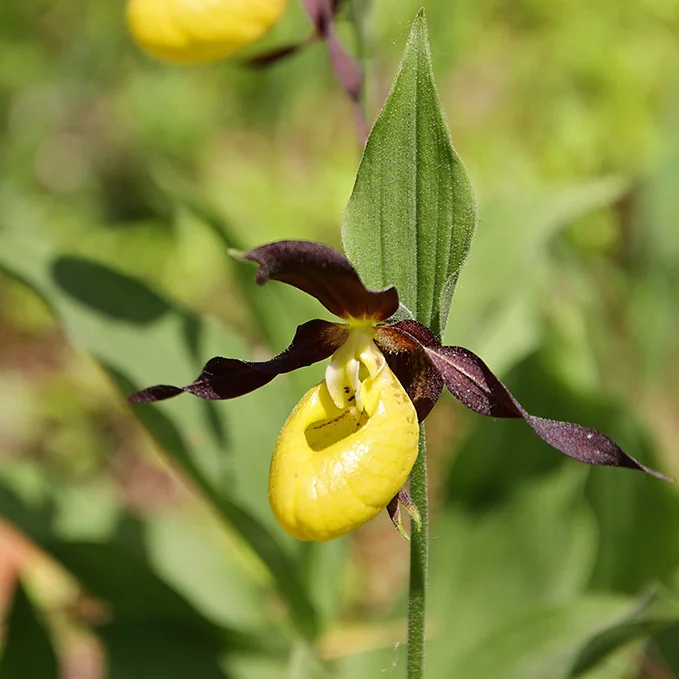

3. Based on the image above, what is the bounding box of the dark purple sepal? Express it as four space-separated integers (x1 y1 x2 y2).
387 495 408 540
422 344 671 481
375 321 443 422
242 241 399 321
245 41 309 68
301 0 334 35
386 488 421 540
128 319 348 404
127 384 184 403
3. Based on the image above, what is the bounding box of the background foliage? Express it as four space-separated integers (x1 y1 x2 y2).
1 0 679 677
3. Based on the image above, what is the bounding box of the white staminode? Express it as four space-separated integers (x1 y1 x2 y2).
325 327 384 411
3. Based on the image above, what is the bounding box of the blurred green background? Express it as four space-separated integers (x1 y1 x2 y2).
1 0 679 677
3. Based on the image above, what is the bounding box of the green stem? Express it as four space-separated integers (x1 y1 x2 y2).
407 427 429 678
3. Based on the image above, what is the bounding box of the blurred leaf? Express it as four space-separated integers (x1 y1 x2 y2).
446 597 633 679
628 100 679 383
447 177 629 372
285 642 331 679
44 541 220 630
0 234 318 639
150 165 324 355
634 99 679 268
0 464 56 544
428 468 598 673
586 454 679 593
301 539 348 631
652 623 679 676
52 478 119 540
101 621 228 679
569 588 679 677
144 510 267 630
226 655 288 679
458 288 541 378
341 10 477 336
0 582 58 679
334 641 408 678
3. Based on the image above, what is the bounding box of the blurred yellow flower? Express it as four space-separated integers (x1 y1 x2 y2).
126 0 290 65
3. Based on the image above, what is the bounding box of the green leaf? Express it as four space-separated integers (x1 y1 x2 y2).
341 9 477 336
0 582 58 679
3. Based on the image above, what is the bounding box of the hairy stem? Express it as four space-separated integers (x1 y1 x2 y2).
407 427 429 678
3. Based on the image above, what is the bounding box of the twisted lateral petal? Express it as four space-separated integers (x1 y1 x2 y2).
374 321 443 422
269 363 419 541
241 241 399 321
388 322 671 481
128 319 347 403
126 0 289 65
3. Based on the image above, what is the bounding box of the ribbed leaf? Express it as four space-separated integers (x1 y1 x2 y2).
341 9 477 337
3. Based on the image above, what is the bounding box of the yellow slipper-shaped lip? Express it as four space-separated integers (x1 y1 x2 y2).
269 362 419 542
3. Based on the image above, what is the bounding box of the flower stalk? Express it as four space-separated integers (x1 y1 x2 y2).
407 428 429 679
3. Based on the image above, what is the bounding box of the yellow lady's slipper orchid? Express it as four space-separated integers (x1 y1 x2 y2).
128 240 670 542
126 0 290 64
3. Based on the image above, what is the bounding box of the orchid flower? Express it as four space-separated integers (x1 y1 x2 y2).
128 241 670 541
126 0 291 64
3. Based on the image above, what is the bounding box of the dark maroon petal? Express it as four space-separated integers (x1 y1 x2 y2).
128 320 348 403
375 321 443 422
423 344 671 481
242 241 398 321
